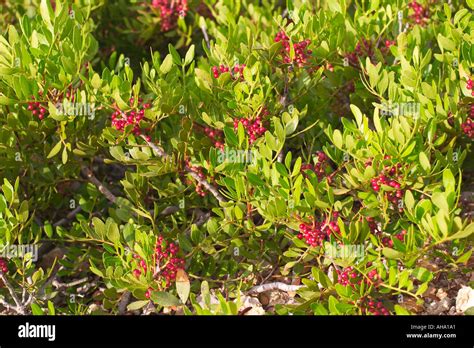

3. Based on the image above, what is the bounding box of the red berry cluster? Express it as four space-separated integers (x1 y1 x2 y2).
345 38 396 68
151 0 188 32
111 97 151 138
274 31 312 68
233 115 267 144
154 236 185 285
337 266 381 288
384 40 396 48
466 79 474 97
461 104 474 138
27 90 49 120
27 98 48 120
296 212 340 247
0 258 7 273
360 297 390 315
370 158 404 212
367 269 380 284
379 39 396 57
211 64 246 80
336 266 360 287
301 151 331 180
26 87 77 120
203 126 224 150
365 216 381 235
185 160 208 196
345 38 375 67
133 236 185 298
408 1 430 26
395 229 407 242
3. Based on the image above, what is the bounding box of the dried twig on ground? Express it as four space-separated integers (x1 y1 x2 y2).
0 272 26 314
247 282 303 294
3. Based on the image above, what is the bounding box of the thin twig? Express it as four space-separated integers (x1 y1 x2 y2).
201 25 210 49
0 272 25 314
54 206 83 227
141 135 168 158
184 209 211 234
52 276 89 289
118 291 131 314
247 282 303 294
141 135 227 203
0 297 21 314
159 205 180 216
80 166 117 204
184 165 226 202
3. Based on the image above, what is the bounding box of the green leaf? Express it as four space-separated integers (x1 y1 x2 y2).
39 0 52 26
184 45 195 66
448 222 474 240
437 34 456 52
401 142 416 157
416 282 429 296
150 291 181 306
456 249 473 264
178 233 193 252
382 248 404 259
47 141 62 159
333 129 343 149
106 221 120 245
389 267 397 286
442 169 455 193
224 126 238 147
92 217 106 239
127 300 149 311
311 303 329 315
160 54 173 74
237 122 245 146
350 105 363 128
91 73 102 89
394 305 411 315
89 262 104 277
0 94 18 105
412 267 433 282
61 147 68 164
247 173 265 186
2 179 14 204
0 195 6 213
47 301 55 315
32 268 44 284
31 303 44 315
292 157 302 177
110 146 125 161
419 152 431 172
175 269 190 304
195 68 212 91
265 132 277 150
404 190 415 212
432 192 449 213
44 223 53 238
168 44 182 65
275 162 288 177
465 306 474 315
328 295 340 314
285 116 298 135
